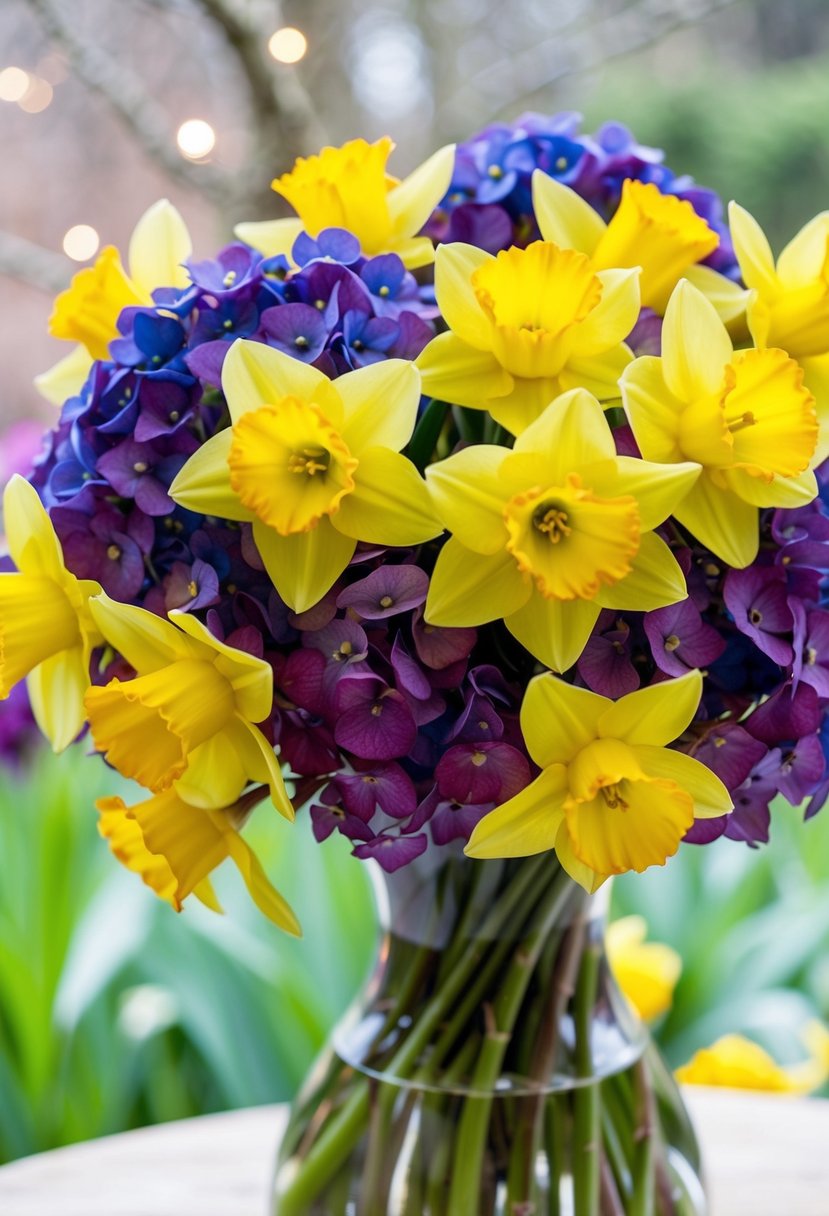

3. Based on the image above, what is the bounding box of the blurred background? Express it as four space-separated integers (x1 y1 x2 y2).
2 0 829 1165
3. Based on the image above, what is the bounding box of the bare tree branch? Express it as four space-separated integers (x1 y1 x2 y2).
28 0 233 207
0 232 71 294
439 0 743 127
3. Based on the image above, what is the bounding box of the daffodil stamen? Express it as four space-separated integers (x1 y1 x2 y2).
533 503 572 543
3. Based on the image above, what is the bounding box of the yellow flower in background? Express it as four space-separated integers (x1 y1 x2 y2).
416 239 640 434
236 137 455 270
607 914 682 1022
466 669 732 891
98 788 300 935
621 280 819 569
170 339 441 613
84 593 293 817
676 1023 829 1094
425 388 698 672
0 476 102 751
730 201 829 459
36 200 192 404
532 171 746 323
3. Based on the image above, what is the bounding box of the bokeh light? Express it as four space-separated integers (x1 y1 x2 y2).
0 66 29 102
176 118 216 160
268 26 308 64
62 224 100 262
17 77 53 113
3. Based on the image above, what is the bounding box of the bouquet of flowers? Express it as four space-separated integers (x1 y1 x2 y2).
4 112 829 1214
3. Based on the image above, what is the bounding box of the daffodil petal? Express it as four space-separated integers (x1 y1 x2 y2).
252 518 355 614
337 359 421 454
89 593 198 671
175 732 249 809
520 672 608 768
633 744 732 818
488 377 564 434
568 269 642 357
514 388 616 476
802 353 829 462
425 444 509 554
674 476 759 568
388 143 456 242
559 343 632 402
724 467 818 509
332 447 440 545
222 338 328 424
532 170 606 255
233 217 304 260
594 532 686 611
610 456 700 531
661 280 732 401
619 356 685 463
417 332 513 408
222 827 301 934
230 718 294 820
598 669 702 747
433 243 496 349
554 821 606 893
169 429 253 521
776 211 829 289
465 765 567 858
34 343 94 405
728 201 780 296
684 263 749 325
169 610 273 724
27 647 88 753
391 236 440 270
193 877 223 913
128 199 192 296
3 476 65 580
506 594 600 673
426 537 530 626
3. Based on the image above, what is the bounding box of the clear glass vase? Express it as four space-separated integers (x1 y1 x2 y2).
272 851 706 1215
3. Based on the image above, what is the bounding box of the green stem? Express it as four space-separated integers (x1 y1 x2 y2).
422 1035 481 1216
630 1056 657 1216
572 942 602 1216
544 1094 565 1216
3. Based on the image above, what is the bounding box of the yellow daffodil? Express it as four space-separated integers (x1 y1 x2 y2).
0 475 102 751
466 669 732 890
417 239 640 434
36 199 192 404
533 171 746 322
84 593 293 817
676 1023 829 1094
235 137 455 270
170 339 441 613
620 280 819 569
607 914 682 1022
98 788 300 934
424 388 698 672
730 201 829 458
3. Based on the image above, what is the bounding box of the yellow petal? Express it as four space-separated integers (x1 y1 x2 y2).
388 143 455 242
661 280 732 401
676 1035 799 1092
3 475 66 580
229 717 295 820
633 744 732 818
532 170 606 255
97 793 180 909
489 376 565 435
174 731 249 809
598 669 702 747
607 915 682 1022
724 466 818 509
609 455 700 531
568 269 642 357
233 217 304 260
252 517 355 614
565 773 693 876
520 672 608 768
193 877 223 913
425 444 509 555
336 359 421 454
88 593 197 672
433 243 497 349
514 387 616 479
802 353 829 463
619 355 685 463
417 331 513 408
222 338 329 425
553 821 606 893
170 610 274 724
34 343 94 406
559 343 633 402
506 593 600 673
169 429 254 521
128 199 192 296
674 475 759 568
594 531 686 612
332 447 441 545
426 536 530 626
390 236 441 270
48 246 145 360
26 647 89 753
728 201 780 296
223 827 301 934
684 264 749 326
465 765 567 858
776 211 829 290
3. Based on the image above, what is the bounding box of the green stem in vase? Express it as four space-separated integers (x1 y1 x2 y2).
572 939 602 1216
630 1056 657 1216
